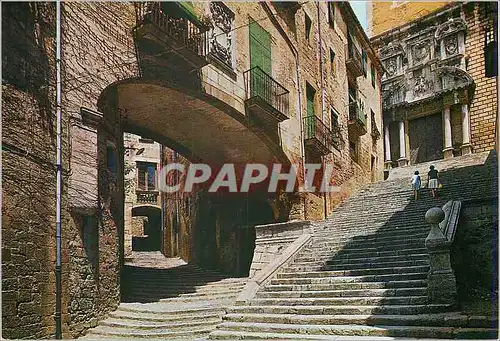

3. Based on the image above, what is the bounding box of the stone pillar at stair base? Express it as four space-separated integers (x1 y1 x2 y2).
425 207 457 305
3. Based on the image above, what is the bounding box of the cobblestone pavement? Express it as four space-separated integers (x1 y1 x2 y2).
124 251 187 269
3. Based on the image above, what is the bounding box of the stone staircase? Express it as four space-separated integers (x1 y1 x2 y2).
211 152 498 339
82 252 246 339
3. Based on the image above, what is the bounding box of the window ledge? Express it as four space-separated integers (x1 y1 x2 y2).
207 54 237 81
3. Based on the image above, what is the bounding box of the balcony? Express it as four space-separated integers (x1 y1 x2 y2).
348 101 367 137
136 190 159 205
345 38 363 78
134 2 209 72
304 115 332 156
244 66 289 127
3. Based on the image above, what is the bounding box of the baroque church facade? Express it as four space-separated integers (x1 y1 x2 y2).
370 2 498 168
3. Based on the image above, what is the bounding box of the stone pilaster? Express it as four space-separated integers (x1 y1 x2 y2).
443 105 454 159
397 121 408 166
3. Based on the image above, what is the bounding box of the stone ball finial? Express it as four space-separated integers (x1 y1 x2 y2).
425 207 445 224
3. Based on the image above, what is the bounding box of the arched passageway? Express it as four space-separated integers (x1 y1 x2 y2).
131 205 161 251
97 78 292 278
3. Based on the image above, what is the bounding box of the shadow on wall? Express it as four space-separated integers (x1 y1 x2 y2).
193 192 277 278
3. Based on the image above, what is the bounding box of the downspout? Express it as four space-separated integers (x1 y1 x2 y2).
55 1 62 339
261 3 307 220
317 2 328 219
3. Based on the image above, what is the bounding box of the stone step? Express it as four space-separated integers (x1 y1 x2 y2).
243 296 428 306
315 230 429 243
325 253 429 265
289 259 429 272
257 287 427 299
123 292 239 303
109 309 223 322
101 316 221 330
212 322 498 339
226 303 453 316
262 280 428 292
295 247 429 262
277 266 430 278
87 325 213 339
310 238 426 251
222 312 498 328
314 225 430 238
117 303 225 316
270 272 428 285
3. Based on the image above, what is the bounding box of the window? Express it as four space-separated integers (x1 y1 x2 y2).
362 51 367 77
137 162 157 191
305 13 312 42
330 48 336 75
484 25 498 77
306 82 316 116
210 2 235 69
331 107 341 149
371 63 376 88
306 83 316 138
328 2 335 28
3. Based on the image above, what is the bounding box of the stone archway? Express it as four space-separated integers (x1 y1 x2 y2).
130 205 162 251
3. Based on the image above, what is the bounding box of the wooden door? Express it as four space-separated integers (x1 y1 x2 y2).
408 113 443 164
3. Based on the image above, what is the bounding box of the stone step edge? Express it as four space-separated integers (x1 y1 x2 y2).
222 313 498 328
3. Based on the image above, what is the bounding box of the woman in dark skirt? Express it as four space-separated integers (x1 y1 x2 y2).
427 165 439 198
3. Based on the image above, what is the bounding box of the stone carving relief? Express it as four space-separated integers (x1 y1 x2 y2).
382 81 406 109
444 36 458 56
378 16 472 108
413 75 434 97
437 66 474 92
209 1 235 68
435 18 467 41
412 41 430 65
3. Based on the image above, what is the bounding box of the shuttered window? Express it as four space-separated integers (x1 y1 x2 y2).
249 19 271 74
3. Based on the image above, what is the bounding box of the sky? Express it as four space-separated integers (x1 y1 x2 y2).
349 1 368 32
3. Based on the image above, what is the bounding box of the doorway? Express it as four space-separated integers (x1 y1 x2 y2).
408 113 443 164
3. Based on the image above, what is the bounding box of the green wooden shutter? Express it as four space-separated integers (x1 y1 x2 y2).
249 19 271 74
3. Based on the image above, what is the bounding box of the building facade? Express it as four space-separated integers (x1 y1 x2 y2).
370 2 498 168
2 2 383 338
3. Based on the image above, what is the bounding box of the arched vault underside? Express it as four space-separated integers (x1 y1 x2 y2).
100 79 291 165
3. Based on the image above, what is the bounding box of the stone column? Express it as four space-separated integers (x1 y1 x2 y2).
384 124 392 169
443 105 454 159
425 207 457 305
461 103 472 155
397 121 408 167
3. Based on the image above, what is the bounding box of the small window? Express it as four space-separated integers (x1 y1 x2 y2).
330 48 336 75
330 107 341 149
328 2 335 28
306 82 316 116
305 13 312 42
137 162 157 191
362 51 367 77
371 63 376 88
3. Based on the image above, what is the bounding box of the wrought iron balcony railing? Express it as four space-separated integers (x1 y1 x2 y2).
304 115 332 155
244 66 290 120
345 37 363 78
136 190 159 205
135 2 209 58
348 101 367 126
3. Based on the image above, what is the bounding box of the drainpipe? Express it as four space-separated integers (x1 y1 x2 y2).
261 3 307 220
55 1 62 339
316 2 328 219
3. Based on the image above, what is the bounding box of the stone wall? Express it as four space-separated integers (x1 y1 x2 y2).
464 3 498 153
2 3 64 338
249 220 313 277
452 198 498 309
368 2 450 37
62 3 137 337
